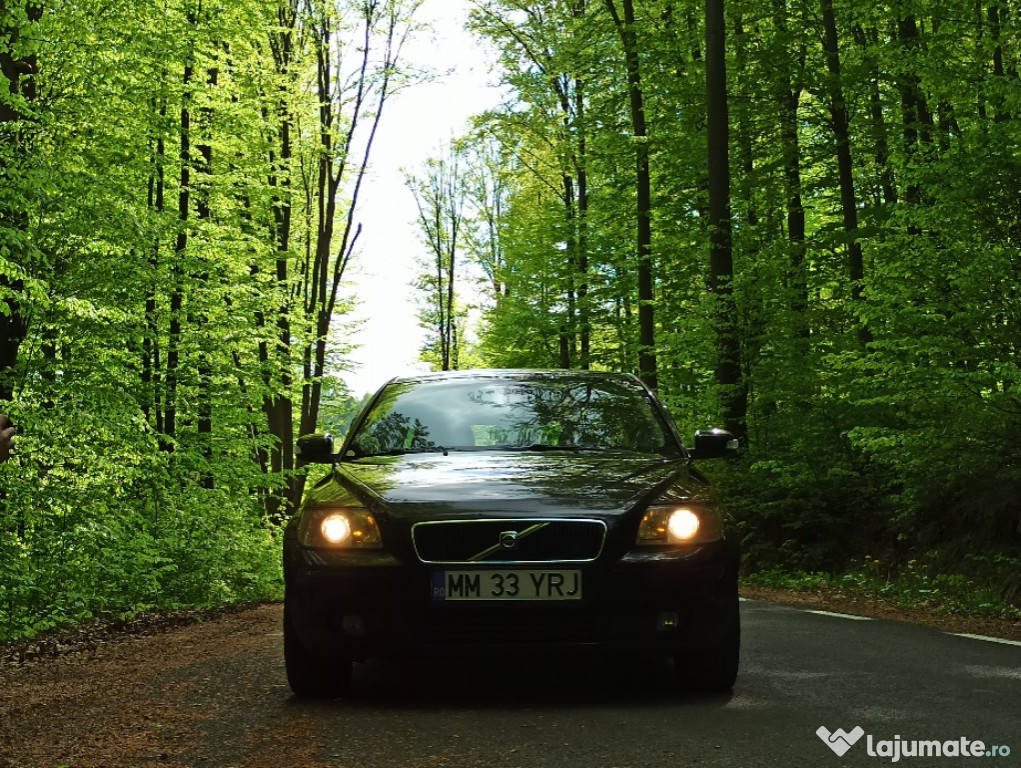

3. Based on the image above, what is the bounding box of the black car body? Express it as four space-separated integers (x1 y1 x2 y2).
283 369 740 696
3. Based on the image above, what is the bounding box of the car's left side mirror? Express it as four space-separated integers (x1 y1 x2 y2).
296 433 336 466
689 428 739 460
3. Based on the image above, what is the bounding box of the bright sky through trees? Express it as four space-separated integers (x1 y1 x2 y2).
342 1 500 397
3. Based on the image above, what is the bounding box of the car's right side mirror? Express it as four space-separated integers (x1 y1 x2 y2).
689 428 739 460
296 433 336 466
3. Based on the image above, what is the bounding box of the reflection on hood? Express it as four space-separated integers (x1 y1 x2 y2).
308 452 706 519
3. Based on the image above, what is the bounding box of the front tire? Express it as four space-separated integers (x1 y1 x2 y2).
284 602 352 698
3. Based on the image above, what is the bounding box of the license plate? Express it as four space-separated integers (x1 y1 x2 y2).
432 569 582 601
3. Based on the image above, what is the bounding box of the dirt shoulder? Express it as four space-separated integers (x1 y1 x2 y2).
0 603 286 768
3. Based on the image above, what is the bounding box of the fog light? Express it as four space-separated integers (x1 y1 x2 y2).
342 615 365 635
657 611 680 631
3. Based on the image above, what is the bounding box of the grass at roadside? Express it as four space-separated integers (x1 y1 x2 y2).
741 558 1021 632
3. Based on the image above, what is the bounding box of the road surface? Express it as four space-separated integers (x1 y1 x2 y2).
1 600 1017 767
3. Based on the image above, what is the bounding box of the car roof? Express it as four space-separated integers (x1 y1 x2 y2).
387 368 647 387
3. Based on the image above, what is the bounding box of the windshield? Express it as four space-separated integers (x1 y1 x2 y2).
348 375 678 457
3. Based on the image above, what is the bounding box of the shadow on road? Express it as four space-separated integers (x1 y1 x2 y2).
285 653 735 711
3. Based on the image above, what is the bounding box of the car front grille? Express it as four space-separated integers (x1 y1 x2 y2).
412 518 607 564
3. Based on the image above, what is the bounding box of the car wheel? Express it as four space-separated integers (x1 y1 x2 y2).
283 603 353 698
674 606 740 693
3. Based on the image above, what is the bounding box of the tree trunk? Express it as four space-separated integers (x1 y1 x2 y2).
0 1 42 402
895 12 934 211
706 0 745 440
166 54 193 442
144 94 167 433
571 0 590 370
605 0 657 390
820 0 870 346
561 173 578 368
775 0 809 339
260 0 298 525
409 152 463 372
576 111 590 370
853 25 898 207
195 60 217 489
987 4 1013 123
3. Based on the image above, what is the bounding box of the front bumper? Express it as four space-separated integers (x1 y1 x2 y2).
284 542 739 661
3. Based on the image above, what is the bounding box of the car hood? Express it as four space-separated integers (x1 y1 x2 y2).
308 451 705 520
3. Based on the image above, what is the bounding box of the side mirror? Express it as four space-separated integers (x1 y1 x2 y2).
689 428 738 460
296 433 336 466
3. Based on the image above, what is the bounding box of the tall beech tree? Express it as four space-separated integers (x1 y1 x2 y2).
819 0 869 346
604 0 656 390
260 0 420 518
407 150 467 371
0 0 42 403
704 0 744 440
469 0 595 369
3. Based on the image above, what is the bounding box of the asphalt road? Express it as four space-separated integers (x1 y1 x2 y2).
4 600 1019 767
192 600 1020 767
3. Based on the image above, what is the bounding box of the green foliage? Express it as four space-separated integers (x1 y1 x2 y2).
5 0 1021 638
0 0 419 642
0 402 284 642
448 0 1021 611
745 551 1021 620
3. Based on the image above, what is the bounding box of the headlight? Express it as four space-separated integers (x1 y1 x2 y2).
298 507 382 548
636 506 723 545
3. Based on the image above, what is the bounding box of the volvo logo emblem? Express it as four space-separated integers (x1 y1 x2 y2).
466 522 550 561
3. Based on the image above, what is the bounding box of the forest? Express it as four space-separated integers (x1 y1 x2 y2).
2 0 1019 642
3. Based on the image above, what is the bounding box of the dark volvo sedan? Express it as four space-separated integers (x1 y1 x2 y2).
283 369 740 696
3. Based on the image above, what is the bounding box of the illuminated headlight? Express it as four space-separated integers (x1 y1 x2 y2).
321 514 351 544
636 506 723 545
298 507 382 549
